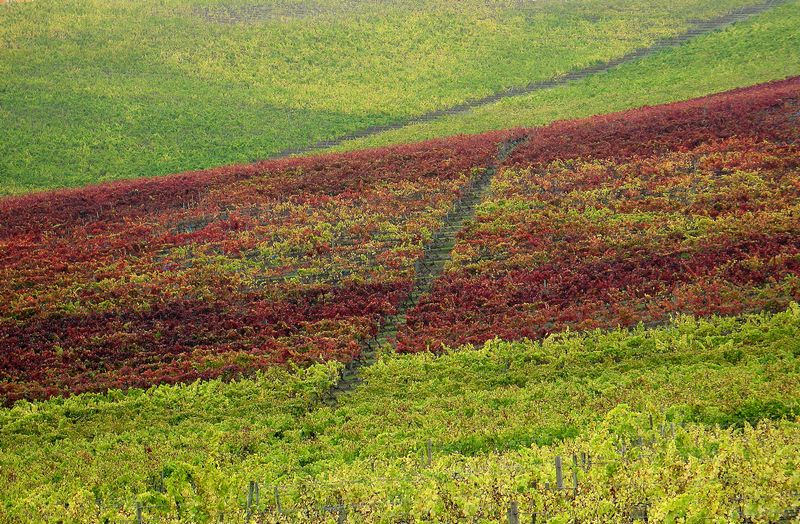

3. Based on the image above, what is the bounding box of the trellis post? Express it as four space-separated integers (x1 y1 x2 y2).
555 456 563 491
507 500 520 524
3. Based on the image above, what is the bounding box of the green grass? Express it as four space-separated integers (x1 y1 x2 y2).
0 0 758 195
330 0 800 153
2 305 799 521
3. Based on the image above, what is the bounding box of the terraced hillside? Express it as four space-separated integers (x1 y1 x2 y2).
1 78 800 522
0 0 784 194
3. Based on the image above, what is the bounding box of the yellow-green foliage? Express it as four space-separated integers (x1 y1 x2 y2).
332 0 800 152
0 0 757 194
2 306 799 521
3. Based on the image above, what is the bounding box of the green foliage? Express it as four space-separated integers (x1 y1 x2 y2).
0 0 759 194
2 306 800 520
334 0 800 152
684 399 800 428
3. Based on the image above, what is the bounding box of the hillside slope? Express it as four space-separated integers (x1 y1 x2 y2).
2 308 800 521
399 78 800 352
332 0 800 152
0 0 776 194
1 77 799 400
1 78 800 522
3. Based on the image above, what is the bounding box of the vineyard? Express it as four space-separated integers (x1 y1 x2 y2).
332 0 800 153
399 76 800 352
0 131 518 402
2 304 800 521
1 75 800 521
0 0 786 194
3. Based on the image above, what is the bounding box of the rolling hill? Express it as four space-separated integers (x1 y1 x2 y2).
330 0 800 152
2 77 799 522
2 0 796 194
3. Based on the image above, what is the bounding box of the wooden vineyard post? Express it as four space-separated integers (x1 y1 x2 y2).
246 480 256 521
631 503 649 522
572 454 579 497
507 500 520 524
555 456 563 491
135 502 143 524
274 485 283 515
337 503 347 524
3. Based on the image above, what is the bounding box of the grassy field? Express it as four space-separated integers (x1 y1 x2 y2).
0 0 759 195
331 0 800 152
2 307 799 521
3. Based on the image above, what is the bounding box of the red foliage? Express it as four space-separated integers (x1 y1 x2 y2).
0 131 515 403
505 77 800 167
4 76 800 401
399 77 800 352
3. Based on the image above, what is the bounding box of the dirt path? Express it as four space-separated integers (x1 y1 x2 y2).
323 136 527 405
274 0 790 159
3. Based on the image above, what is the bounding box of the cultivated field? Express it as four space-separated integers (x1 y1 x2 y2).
2 78 799 522
2 0 800 522
332 0 800 152
0 132 512 401
0 0 777 194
